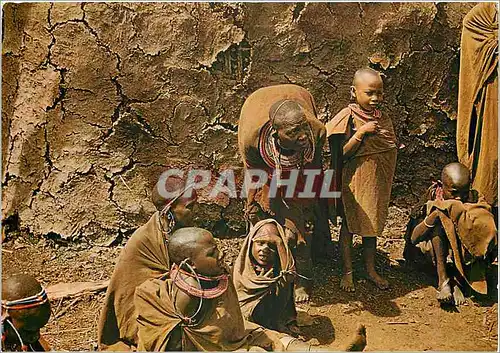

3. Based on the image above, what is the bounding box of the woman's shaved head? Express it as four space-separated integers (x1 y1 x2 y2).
152 175 196 211
269 99 306 129
268 99 312 151
2 274 42 301
167 227 211 265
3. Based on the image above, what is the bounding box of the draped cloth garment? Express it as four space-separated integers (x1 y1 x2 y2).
233 219 296 330
455 3 498 206
134 276 285 351
98 212 170 351
326 104 397 236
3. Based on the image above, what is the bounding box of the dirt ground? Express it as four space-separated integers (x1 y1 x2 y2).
2 206 498 351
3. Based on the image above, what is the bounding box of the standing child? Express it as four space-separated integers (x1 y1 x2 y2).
326 68 397 292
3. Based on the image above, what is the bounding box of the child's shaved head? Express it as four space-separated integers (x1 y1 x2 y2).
168 227 225 276
441 162 471 201
441 162 470 189
351 68 384 111
352 68 382 87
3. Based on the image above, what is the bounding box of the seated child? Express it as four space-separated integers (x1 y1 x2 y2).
134 227 367 352
326 68 397 292
404 162 497 305
2 274 51 351
233 219 299 336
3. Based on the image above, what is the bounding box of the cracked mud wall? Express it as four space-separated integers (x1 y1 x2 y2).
2 2 476 241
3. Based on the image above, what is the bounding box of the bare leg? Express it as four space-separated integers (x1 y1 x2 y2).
340 221 355 292
291 225 313 303
294 237 312 303
344 324 367 351
431 232 452 303
363 237 389 290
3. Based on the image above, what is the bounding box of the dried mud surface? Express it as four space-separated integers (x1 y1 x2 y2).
3 4 496 350
2 207 498 351
2 2 477 240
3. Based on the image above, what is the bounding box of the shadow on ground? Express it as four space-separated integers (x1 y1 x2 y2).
299 314 336 345
310 241 498 318
309 241 438 317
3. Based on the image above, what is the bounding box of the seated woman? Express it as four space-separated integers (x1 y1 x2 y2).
233 219 299 336
2 274 51 352
134 227 367 351
98 175 198 351
404 162 497 306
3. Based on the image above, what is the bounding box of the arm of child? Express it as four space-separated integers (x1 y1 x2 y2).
411 210 440 244
343 121 379 158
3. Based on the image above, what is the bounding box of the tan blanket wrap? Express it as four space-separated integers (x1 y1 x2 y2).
426 197 497 294
237 84 326 223
326 107 397 236
134 277 285 351
455 3 498 206
98 212 169 351
238 84 331 268
233 219 296 328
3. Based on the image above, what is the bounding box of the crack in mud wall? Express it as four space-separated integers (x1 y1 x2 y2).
2 2 476 241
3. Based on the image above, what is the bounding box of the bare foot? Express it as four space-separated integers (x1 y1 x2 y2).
287 340 329 352
276 322 301 337
287 323 301 336
344 323 367 351
366 271 389 290
286 339 312 351
340 272 355 292
436 279 453 303
453 285 466 306
295 286 310 304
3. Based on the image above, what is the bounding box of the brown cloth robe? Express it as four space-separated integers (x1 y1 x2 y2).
326 105 397 236
455 3 498 206
404 185 497 294
233 219 296 331
98 212 169 351
238 84 328 235
238 84 331 281
134 276 285 351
